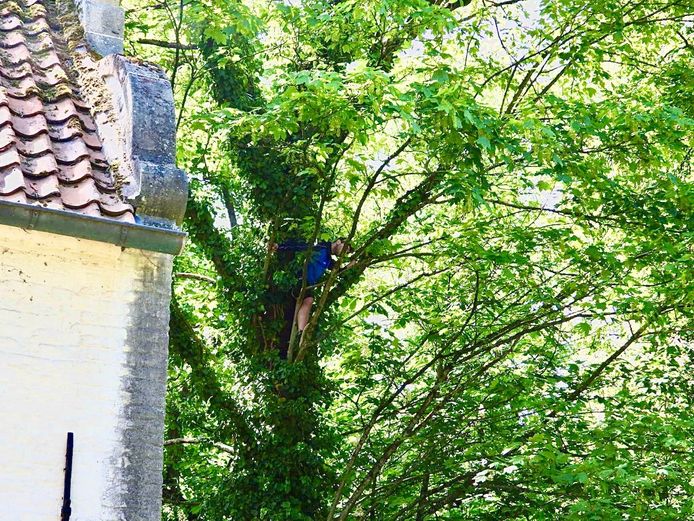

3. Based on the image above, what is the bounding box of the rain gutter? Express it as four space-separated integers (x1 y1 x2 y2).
0 200 186 255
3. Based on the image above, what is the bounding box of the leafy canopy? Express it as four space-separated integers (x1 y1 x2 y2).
123 0 693 519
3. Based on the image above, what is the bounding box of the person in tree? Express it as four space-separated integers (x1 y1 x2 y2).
271 238 353 358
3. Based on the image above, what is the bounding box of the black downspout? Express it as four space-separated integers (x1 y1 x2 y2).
61 433 74 521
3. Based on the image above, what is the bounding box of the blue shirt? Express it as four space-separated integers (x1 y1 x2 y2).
278 240 335 285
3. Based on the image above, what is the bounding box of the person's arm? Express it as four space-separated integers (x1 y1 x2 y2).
329 252 356 272
334 259 357 273
276 240 310 252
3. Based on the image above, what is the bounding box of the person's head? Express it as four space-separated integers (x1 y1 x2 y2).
331 237 352 256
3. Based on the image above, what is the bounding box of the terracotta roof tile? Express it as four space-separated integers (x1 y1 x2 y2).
60 177 100 206
21 153 58 176
54 139 90 163
0 123 15 147
15 132 51 156
1 189 26 204
44 97 78 120
0 103 10 121
25 172 59 198
0 146 20 168
57 156 89 182
12 94 43 115
12 112 49 136
0 0 134 222
0 164 24 192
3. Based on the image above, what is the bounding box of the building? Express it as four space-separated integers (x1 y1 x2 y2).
0 0 187 519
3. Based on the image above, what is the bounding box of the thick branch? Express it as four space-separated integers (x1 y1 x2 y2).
138 38 198 50
170 296 255 449
164 437 235 455
176 272 217 284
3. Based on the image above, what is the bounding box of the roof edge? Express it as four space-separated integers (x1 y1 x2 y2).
0 200 186 255
98 55 188 226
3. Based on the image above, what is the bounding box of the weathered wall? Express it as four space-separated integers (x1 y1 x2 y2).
0 223 172 521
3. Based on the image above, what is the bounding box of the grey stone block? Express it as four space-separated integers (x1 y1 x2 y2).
85 31 124 56
78 1 125 56
132 161 189 225
80 1 124 38
128 74 176 163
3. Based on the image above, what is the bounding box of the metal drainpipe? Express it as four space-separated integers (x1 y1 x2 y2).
61 433 74 521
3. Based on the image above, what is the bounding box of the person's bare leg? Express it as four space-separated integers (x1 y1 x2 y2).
297 296 314 331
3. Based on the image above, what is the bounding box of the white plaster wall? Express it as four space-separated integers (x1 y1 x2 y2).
0 223 155 520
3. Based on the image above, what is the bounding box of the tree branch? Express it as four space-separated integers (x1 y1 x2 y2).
138 38 198 50
164 437 236 455
176 272 217 284
568 321 652 400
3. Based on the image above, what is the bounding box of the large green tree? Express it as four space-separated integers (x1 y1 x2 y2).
124 0 692 518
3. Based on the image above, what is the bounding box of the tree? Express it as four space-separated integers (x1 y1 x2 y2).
123 0 693 518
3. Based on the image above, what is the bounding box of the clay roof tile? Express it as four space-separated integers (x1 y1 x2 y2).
9 94 43 116
57 157 91 183
0 123 16 149
0 186 28 204
15 132 51 156
0 145 20 168
0 164 24 193
0 15 23 32
20 152 58 176
44 97 78 121
24 171 59 198
11 112 48 136
59 177 101 208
